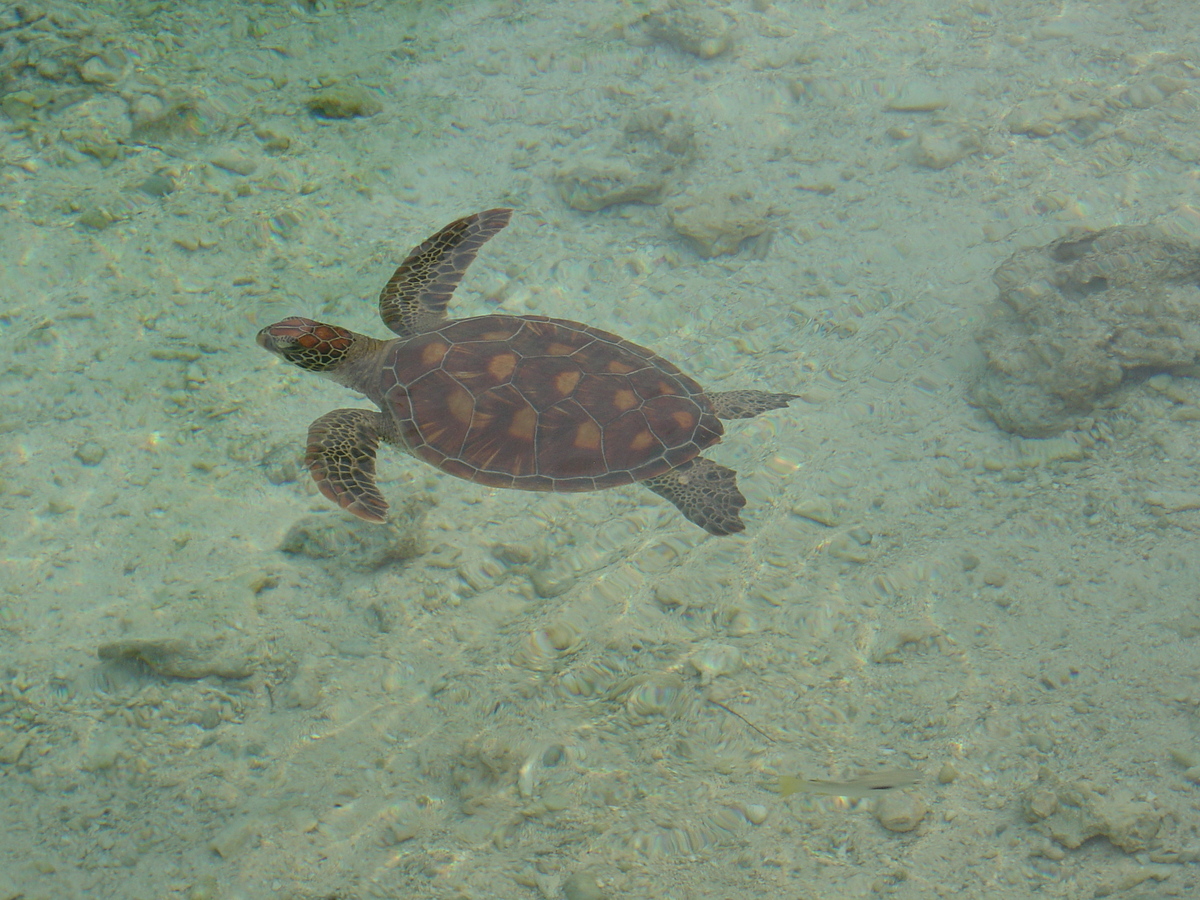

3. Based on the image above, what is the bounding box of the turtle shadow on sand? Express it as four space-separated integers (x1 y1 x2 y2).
257 209 797 535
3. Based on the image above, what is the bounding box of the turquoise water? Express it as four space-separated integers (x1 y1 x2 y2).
3 1 1200 897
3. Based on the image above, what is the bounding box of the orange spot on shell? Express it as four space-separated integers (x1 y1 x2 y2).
508 405 537 441
606 360 636 374
612 389 638 411
488 352 517 380
630 430 655 451
422 341 449 367
478 330 515 341
545 342 575 356
573 421 601 451
671 410 695 430
448 387 474 423
554 369 582 395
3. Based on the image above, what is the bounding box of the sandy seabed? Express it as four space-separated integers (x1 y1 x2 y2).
2 1 1200 898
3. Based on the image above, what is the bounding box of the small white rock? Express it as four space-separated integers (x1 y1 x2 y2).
689 643 743 684
742 803 768 825
210 146 259 176
874 791 927 833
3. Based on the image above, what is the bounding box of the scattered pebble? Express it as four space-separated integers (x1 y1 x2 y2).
556 157 665 211
210 145 259 176
562 870 607 900
307 85 383 118
260 443 302 485
827 532 871 563
1169 747 1200 769
688 643 743 684
741 803 768 825
1144 490 1200 513
128 94 166 128
208 818 260 859
512 620 583 670
0 731 32 765
0 873 21 900
78 54 124 85
668 188 771 257
75 440 106 466
847 526 872 545
911 126 979 169
77 206 119 230
1005 92 1107 138
1022 769 1163 852
98 636 259 679
279 505 426 570
642 1 733 59
135 173 175 197
791 497 838 526
886 82 950 112
281 654 322 709
874 791 927 833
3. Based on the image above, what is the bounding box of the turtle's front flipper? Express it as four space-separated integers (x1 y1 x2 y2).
643 457 746 535
379 208 513 336
305 408 389 522
708 390 799 420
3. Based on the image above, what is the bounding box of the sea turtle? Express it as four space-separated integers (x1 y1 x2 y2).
257 208 797 535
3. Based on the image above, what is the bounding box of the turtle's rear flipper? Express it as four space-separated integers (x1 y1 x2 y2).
305 408 389 522
643 457 746 535
708 390 799 420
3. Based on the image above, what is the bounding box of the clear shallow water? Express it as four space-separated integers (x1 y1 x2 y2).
2 1 1200 897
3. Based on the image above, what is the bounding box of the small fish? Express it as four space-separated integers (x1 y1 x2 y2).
776 768 922 799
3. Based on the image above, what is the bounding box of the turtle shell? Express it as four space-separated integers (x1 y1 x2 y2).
379 314 723 491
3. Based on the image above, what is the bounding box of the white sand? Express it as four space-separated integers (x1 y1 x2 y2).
1 0 1199 897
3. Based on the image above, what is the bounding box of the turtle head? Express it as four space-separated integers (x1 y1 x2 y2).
257 317 358 373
